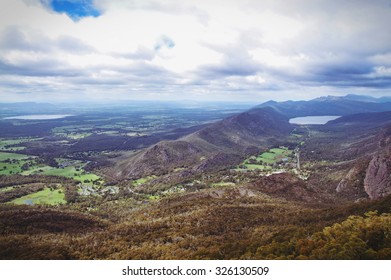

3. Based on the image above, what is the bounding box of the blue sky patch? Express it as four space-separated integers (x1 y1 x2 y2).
41 0 101 21
154 35 175 51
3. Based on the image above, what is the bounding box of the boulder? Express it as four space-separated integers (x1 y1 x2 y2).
364 155 391 199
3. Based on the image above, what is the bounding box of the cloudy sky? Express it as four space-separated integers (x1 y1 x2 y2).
1 0 391 103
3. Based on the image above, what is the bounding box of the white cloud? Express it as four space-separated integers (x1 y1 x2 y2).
1 0 391 102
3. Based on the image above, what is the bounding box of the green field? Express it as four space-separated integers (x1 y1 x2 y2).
148 195 161 200
52 125 94 134
21 165 53 175
236 147 293 171
0 161 25 175
0 186 14 192
68 132 92 139
3 160 100 181
257 152 276 164
243 164 272 171
211 182 236 187
0 139 25 146
0 152 30 161
256 147 292 164
134 175 157 186
8 188 66 205
0 145 26 151
55 132 92 140
291 133 303 138
0 138 41 151
0 152 34 175
0 153 100 182
270 148 289 154
173 167 186 172
39 165 100 182
97 131 120 136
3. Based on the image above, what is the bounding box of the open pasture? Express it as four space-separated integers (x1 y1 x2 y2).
236 147 294 171
8 187 66 205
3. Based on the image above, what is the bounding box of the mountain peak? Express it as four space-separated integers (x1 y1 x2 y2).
109 106 293 179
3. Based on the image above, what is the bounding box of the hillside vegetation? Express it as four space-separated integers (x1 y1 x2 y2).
1 97 391 259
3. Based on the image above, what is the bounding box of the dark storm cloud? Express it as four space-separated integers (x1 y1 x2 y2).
279 52 391 89
299 57 374 83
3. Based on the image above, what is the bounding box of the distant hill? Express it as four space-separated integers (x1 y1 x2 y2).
108 94 391 185
0 102 59 116
257 95 391 118
342 94 391 103
109 107 293 179
297 109 391 201
326 111 391 126
184 106 292 152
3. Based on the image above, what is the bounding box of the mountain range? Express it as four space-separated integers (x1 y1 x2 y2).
257 94 391 118
104 94 391 202
109 107 293 179
3 93 391 260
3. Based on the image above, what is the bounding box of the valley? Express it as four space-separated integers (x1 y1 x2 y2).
1 95 391 260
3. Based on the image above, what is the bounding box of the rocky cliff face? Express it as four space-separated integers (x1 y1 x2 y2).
364 155 391 199
335 158 370 200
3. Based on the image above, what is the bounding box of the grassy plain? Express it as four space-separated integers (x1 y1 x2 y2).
41 166 100 182
0 152 100 182
211 182 236 187
0 152 30 161
0 186 14 192
0 138 41 151
236 147 293 171
8 188 66 205
134 175 157 186
0 152 34 175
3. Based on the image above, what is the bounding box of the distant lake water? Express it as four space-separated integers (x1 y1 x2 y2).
289 116 341 125
4 114 73 120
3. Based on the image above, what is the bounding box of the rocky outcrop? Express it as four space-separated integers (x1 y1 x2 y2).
336 158 370 200
336 167 359 193
364 155 391 199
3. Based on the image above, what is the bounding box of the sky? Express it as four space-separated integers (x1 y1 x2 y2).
0 0 391 103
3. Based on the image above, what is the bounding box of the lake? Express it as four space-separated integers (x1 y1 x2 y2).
289 115 341 125
3 114 73 120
